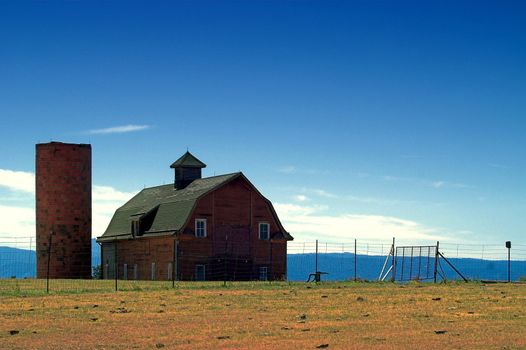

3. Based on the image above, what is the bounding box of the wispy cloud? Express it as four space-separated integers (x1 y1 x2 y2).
381 174 470 189
275 202 446 243
311 189 338 198
86 124 151 134
488 163 510 170
277 165 328 175
278 165 296 174
343 195 427 206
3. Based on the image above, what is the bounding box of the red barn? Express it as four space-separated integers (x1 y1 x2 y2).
97 152 292 281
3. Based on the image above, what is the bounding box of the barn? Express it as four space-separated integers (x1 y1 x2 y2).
97 152 293 281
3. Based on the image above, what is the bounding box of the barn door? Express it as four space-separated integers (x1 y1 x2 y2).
213 225 250 256
102 243 116 279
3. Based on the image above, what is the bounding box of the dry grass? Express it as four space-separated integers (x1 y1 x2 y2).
1 281 525 349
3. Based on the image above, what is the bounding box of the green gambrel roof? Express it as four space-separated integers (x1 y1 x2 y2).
97 173 240 242
170 151 206 168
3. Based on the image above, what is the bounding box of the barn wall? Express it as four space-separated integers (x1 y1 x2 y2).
104 236 175 280
105 176 288 281
180 176 288 280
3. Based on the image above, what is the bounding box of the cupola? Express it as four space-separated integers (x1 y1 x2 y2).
170 151 206 189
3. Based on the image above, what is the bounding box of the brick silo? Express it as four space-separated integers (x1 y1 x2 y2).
36 142 92 279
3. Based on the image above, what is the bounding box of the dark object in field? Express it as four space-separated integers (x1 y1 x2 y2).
356 296 365 302
110 307 129 314
316 344 329 348
432 297 441 301
217 335 231 340
9 330 19 335
155 343 165 348
434 330 447 334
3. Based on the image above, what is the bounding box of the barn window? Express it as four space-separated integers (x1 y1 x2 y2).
259 223 269 240
259 266 268 281
195 264 206 281
195 218 207 238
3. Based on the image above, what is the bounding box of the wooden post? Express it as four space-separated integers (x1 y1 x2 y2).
172 238 177 288
433 241 440 283
391 237 396 282
46 234 53 294
508 247 511 283
269 240 273 282
354 239 357 282
409 247 414 280
114 245 118 291
315 239 318 273
223 235 228 286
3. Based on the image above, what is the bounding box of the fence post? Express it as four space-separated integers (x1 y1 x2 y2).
223 235 228 286
29 237 33 274
315 239 318 273
391 237 396 282
269 239 273 282
172 239 178 288
114 247 118 292
354 239 357 281
46 234 53 293
433 241 440 283
506 241 511 283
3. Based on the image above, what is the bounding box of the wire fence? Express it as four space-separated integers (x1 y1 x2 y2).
1 236 525 295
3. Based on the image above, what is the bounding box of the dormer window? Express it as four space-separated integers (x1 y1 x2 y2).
131 219 141 237
195 218 207 238
259 223 269 240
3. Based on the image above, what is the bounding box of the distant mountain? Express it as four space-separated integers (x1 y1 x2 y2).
2 240 525 281
0 246 36 278
287 253 526 282
0 239 101 279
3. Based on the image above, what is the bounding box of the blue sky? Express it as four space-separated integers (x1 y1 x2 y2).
0 1 525 245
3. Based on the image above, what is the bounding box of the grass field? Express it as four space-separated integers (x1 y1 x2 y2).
1 280 525 349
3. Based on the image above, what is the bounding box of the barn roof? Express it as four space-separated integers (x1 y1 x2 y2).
97 172 292 242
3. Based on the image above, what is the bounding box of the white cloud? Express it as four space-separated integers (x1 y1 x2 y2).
91 186 138 236
294 194 309 202
275 202 445 244
0 169 35 193
311 189 338 198
87 124 151 134
0 168 137 241
0 205 35 238
93 185 137 202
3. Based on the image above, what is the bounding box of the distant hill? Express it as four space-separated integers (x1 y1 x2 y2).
1 239 525 281
287 252 526 282
0 239 101 279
